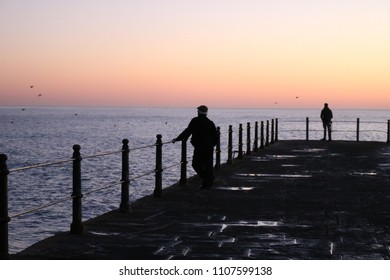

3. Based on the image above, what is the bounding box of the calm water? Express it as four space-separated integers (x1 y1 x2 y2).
1 106 389 253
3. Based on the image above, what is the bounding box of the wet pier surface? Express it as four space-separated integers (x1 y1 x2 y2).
16 140 390 259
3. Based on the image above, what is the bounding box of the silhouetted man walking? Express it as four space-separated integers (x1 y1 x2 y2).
172 105 218 189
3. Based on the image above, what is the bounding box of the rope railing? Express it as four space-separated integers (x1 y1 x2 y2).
9 196 73 220
129 143 157 151
10 160 170 221
164 162 183 171
5 147 157 221
9 159 73 173
129 170 157 182
0 119 279 259
279 118 390 142
81 150 122 160
82 180 123 197
9 148 141 174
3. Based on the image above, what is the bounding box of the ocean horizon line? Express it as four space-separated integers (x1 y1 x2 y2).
1 105 389 111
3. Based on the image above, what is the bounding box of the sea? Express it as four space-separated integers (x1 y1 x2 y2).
1 106 389 254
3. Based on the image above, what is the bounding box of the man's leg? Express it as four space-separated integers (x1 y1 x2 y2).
328 124 332 141
322 123 327 140
202 150 215 188
192 150 206 182
193 148 214 189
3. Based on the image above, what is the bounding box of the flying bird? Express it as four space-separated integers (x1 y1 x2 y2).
30 85 34 88
38 94 42 98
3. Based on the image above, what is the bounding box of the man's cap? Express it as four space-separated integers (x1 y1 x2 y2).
197 105 208 114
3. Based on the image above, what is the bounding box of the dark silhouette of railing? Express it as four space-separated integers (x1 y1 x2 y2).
279 118 390 143
0 119 277 259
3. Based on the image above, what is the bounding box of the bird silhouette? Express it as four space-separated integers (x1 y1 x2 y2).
30 85 34 88
38 94 42 98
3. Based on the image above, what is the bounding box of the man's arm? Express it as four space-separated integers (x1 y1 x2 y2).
172 120 194 143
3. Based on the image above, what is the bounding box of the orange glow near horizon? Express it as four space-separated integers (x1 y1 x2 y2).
1 1 389 109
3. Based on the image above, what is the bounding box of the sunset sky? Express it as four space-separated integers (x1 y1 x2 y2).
1 0 389 109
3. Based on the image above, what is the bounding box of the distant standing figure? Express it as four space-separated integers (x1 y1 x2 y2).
172 105 218 189
320 103 333 141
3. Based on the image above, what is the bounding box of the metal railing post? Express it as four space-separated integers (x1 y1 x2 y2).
246 122 251 155
260 121 265 149
154 134 163 197
266 120 270 146
215 127 221 170
71 145 83 234
120 139 130 213
227 125 233 164
254 121 259 151
238 124 243 158
356 118 360 142
180 139 187 186
0 154 10 259
387 120 390 144
306 117 309 141
271 119 275 144
275 118 279 142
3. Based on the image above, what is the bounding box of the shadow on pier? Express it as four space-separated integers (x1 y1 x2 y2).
16 140 390 260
